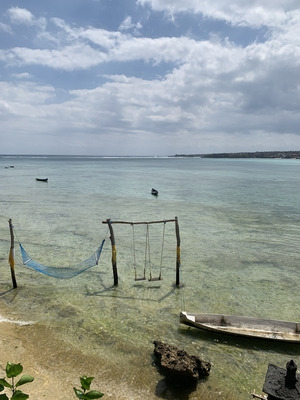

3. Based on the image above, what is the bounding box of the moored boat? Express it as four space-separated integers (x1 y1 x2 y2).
36 178 48 182
180 311 300 343
151 188 158 196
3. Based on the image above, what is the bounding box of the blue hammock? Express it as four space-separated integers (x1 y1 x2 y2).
19 239 105 279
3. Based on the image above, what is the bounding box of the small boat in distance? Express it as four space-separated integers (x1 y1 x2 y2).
180 311 300 343
151 188 158 196
36 178 48 182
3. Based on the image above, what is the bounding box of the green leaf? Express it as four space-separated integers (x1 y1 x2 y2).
0 393 9 400
85 390 104 399
6 363 23 379
73 387 85 399
0 379 11 389
80 376 94 391
16 375 34 387
11 390 29 400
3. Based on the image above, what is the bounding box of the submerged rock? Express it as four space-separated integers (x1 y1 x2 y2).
153 340 211 383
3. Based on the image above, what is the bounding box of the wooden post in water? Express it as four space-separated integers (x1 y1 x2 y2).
175 216 181 286
8 219 17 289
106 219 118 286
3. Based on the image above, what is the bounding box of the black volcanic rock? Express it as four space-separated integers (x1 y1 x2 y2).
153 340 211 383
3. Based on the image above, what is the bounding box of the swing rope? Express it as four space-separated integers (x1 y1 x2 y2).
133 223 146 280
132 223 136 266
132 221 165 282
145 223 151 278
148 222 164 281
158 221 166 280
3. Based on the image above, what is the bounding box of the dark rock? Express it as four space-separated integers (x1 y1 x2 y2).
262 360 300 400
285 360 297 389
153 340 211 383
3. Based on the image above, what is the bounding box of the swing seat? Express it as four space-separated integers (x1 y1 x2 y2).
135 276 147 281
135 269 146 281
149 275 162 282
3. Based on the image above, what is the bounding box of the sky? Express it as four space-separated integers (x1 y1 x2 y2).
1 0 300 156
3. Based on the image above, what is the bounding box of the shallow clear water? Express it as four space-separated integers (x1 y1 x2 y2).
0 155 300 399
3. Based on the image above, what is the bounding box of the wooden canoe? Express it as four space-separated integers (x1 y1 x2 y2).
180 311 300 343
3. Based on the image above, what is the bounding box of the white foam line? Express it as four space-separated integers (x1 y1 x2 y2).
0 315 33 326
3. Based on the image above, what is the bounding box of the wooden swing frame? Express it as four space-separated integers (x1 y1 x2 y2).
102 217 181 287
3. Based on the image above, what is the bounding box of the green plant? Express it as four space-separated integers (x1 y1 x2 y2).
73 376 104 399
0 362 34 400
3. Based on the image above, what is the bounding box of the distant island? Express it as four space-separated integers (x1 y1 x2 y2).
173 151 300 159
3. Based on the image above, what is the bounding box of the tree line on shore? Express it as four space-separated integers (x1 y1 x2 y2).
173 151 300 159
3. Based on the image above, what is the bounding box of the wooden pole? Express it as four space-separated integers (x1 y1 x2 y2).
8 219 17 289
175 216 181 286
102 218 176 225
107 219 118 286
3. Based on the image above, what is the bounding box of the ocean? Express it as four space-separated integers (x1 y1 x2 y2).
0 155 299 399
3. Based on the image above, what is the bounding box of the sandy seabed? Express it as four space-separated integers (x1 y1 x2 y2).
0 321 98 399
0 320 241 400
0 319 156 400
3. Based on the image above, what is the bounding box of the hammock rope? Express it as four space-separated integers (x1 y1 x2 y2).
13 226 106 279
19 240 105 279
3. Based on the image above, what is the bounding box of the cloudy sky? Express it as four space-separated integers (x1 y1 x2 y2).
1 0 300 156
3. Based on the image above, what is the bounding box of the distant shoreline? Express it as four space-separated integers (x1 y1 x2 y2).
2 152 300 159
173 151 300 159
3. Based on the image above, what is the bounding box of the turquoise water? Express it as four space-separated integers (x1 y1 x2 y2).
0 155 300 399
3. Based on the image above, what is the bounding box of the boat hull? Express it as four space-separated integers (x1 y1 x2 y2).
180 312 300 343
36 178 48 182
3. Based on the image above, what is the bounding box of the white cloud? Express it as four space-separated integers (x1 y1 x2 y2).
138 0 299 28
2 7 300 73
78 27 124 49
0 22 13 34
7 7 46 30
0 25 200 69
119 16 134 31
1 4 300 154
12 72 33 80
1 52 300 156
119 16 142 33
8 7 35 25
0 44 107 71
